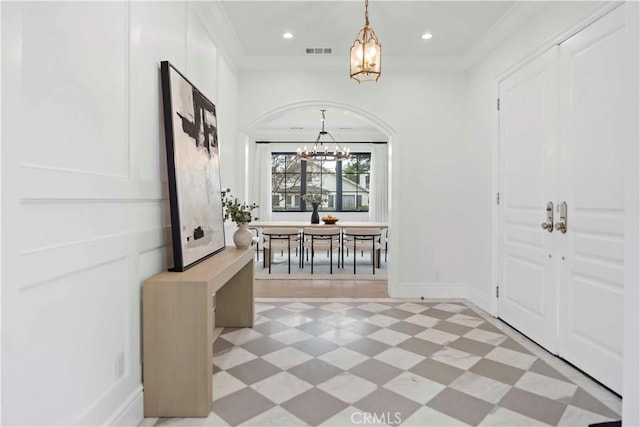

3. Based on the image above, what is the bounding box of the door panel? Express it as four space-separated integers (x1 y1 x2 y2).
498 47 558 353
558 6 625 394
497 6 627 394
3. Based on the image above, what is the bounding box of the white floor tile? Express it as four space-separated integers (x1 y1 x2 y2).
414 328 458 345
485 347 537 370
261 347 313 370
319 347 369 370
212 347 257 370
317 372 377 404
431 347 482 370
383 371 445 404
515 371 578 401
374 347 425 370
251 371 313 404
211 371 247 401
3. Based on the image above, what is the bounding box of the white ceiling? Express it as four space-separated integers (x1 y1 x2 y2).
219 1 515 57
216 1 537 135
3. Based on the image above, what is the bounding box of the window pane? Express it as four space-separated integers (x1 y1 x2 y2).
271 152 371 212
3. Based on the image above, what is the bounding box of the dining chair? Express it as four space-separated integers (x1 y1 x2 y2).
342 228 382 274
302 227 341 274
262 228 301 274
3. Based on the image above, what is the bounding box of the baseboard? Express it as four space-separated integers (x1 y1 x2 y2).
388 283 467 299
466 285 493 314
106 386 144 427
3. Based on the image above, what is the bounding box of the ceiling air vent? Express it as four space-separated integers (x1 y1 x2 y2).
305 48 332 55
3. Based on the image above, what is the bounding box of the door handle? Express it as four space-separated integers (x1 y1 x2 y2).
541 201 554 232
555 201 567 233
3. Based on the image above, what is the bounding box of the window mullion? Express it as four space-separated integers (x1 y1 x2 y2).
336 161 343 212
300 160 307 212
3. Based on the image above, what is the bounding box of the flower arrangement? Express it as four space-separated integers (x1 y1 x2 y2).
301 193 326 205
221 189 258 224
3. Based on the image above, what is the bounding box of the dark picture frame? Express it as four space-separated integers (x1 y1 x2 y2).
160 61 225 271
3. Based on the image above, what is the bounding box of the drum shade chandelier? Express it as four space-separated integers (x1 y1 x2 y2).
297 110 350 162
350 0 382 83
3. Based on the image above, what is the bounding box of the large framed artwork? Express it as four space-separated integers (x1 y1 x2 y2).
160 61 225 271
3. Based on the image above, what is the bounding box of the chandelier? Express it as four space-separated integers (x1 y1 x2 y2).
296 110 350 162
350 0 381 83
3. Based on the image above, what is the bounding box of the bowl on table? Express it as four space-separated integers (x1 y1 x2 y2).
322 216 339 225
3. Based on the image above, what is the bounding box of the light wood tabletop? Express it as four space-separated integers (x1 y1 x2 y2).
249 221 388 229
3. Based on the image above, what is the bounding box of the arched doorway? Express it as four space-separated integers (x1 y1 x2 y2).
239 101 395 297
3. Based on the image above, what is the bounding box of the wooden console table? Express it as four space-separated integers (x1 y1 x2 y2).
142 247 254 417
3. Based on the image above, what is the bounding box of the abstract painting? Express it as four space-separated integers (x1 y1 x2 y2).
160 61 225 271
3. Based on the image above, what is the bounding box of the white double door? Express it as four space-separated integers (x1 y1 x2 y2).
498 6 627 394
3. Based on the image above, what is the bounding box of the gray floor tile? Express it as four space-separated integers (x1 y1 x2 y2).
396 337 442 357
213 337 234 355
422 308 455 320
409 358 465 386
426 387 495 425
349 358 404 385
345 337 392 357
448 337 495 357
477 321 503 334
300 307 336 320
340 319 382 336
379 307 416 320
252 319 291 335
433 320 473 336
287 358 345 385
387 321 428 336
499 337 532 354
528 359 570 383
343 307 375 319
353 388 421 422
293 337 340 357
570 388 620 419
240 336 288 357
499 387 567 425
469 358 525 385
212 387 276 425
295 319 337 336
281 388 349 426
225 358 282 385
260 307 298 319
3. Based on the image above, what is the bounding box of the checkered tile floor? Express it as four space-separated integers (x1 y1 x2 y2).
151 299 621 426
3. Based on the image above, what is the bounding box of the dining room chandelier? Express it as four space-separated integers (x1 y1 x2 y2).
296 110 350 162
349 0 382 83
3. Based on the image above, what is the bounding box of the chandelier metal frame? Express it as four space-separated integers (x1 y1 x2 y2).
350 0 382 83
296 110 350 162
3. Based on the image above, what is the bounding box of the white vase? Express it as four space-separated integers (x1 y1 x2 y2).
233 223 253 248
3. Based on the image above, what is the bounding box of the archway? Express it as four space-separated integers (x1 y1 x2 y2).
239 100 397 297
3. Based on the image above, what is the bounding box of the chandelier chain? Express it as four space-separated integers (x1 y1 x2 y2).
365 0 369 27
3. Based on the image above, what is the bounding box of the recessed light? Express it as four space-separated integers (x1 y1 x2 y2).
283 32 294 39
421 33 433 40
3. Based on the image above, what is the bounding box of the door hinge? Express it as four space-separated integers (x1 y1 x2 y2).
496 286 499 298
497 98 500 111
496 192 500 205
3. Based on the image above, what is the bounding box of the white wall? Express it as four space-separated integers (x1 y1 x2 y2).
1 2 239 425
237 71 469 298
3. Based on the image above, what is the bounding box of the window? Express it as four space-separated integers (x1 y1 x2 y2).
271 154 301 211
271 152 371 212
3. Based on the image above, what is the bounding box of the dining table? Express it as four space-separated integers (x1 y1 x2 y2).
248 221 389 269
248 221 388 230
